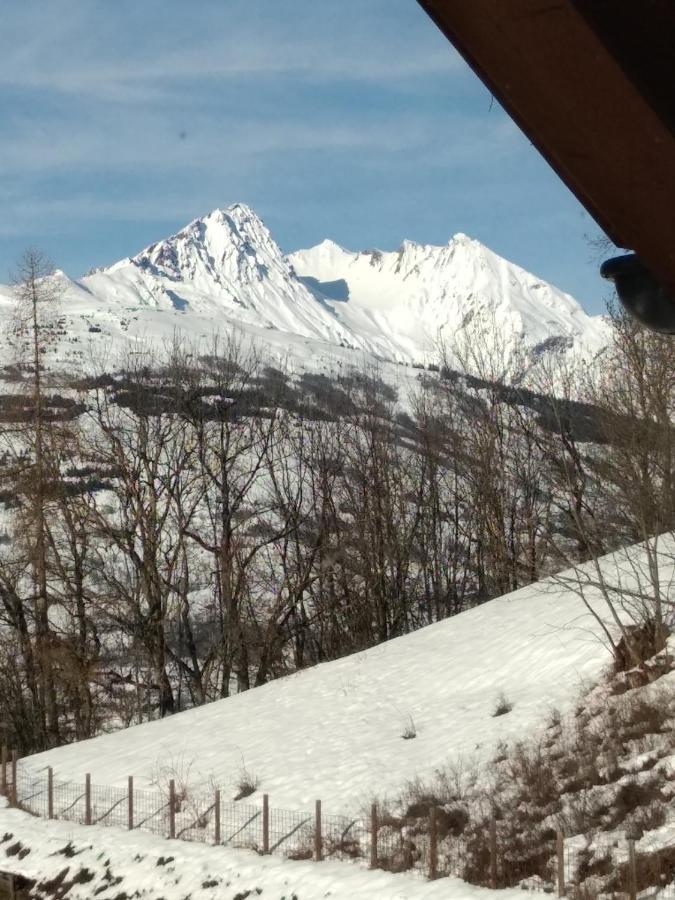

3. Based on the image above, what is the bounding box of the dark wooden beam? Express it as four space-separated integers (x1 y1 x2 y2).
572 0 675 137
417 0 675 294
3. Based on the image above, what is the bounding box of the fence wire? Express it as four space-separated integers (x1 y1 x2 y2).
5 763 675 898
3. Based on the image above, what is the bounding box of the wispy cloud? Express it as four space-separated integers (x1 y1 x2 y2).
0 108 517 177
0 1 600 310
0 1 461 104
0 1 475 197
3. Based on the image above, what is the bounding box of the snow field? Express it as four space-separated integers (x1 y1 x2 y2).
23 542 664 815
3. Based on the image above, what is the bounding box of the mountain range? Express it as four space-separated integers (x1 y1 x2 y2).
0 203 609 378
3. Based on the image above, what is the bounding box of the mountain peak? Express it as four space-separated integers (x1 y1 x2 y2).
398 238 420 253
317 238 346 251
121 203 281 287
185 203 274 253
200 203 265 233
78 207 607 374
288 230 608 366
294 238 354 265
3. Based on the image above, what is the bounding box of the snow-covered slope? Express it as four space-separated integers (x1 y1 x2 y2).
0 799 522 900
289 235 608 369
24 540 671 816
0 204 608 379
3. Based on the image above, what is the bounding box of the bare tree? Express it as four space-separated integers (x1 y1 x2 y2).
2 250 63 746
534 313 675 668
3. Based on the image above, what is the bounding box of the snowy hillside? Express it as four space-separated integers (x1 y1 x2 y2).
22 540 668 815
0 204 608 379
8 541 675 898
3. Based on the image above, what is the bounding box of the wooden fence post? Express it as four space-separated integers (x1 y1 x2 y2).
84 774 92 825
169 779 176 839
128 776 134 830
0 745 6 796
47 767 54 820
489 815 498 889
10 750 17 807
370 803 378 869
557 830 566 897
214 789 221 845
628 839 637 900
262 793 269 854
429 806 438 880
314 800 322 862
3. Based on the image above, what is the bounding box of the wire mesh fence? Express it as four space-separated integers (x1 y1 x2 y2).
3 757 675 899
268 805 314 857
8 762 373 864
91 781 129 828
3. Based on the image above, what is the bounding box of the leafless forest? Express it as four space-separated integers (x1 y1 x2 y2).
1 253 673 753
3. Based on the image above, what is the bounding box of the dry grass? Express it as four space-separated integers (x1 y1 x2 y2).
492 692 513 717
233 773 259 802
373 670 675 894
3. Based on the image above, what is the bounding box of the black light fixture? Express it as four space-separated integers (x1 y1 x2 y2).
600 253 675 334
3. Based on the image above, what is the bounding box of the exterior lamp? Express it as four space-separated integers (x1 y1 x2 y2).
600 254 675 334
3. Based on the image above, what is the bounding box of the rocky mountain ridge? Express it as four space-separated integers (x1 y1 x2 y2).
0 203 610 377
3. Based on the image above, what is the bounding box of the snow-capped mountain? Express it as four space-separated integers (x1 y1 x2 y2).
289 234 609 370
0 204 609 378
82 204 358 347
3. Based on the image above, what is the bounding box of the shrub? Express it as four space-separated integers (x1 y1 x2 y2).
492 693 513 717
401 715 417 740
234 762 259 801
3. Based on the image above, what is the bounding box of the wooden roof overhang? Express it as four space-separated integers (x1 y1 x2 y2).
416 0 675 296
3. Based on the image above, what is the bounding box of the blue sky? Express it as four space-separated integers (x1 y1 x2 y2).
0 0 610 312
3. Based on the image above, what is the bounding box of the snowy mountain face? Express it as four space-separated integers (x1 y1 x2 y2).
83 204 359 348
0 204 608 380
289 234 609 373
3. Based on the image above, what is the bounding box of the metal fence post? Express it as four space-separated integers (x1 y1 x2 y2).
214 789 221 845
0 745 6 796
128 776 134 830
370 802 378 869
47 767 54 820
169 779 176 839
429 806 438 880
314 800 323 861
85 774 92 825
10 750 17 807
628 839 637 900
262 793 269 853
557 831 566 896
489 815 498 889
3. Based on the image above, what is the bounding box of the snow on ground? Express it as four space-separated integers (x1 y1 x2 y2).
22 540 672 818
0 799 524 900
